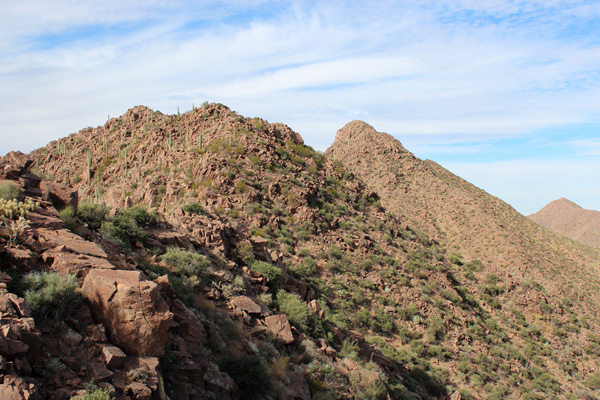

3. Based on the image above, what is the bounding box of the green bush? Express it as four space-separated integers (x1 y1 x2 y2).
0 181 22 201
78 387 113 400
58 205 77 232
161 248 211 278
250 261 282 292
100 206 156 249
77 203 109 230
218 354 272 400
22 272 79 322
169 275 195 306
182 202 206 215
588 371 600 389
276 290 322 336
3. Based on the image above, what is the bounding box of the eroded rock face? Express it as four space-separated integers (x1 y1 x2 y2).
82 269 173 356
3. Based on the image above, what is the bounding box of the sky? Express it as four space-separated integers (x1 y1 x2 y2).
1 0 599 215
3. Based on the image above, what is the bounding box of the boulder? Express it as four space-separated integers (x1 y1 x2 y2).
450 391 462 400
100 344 127 369
264 315 294 344
124 382 152 400
230 296 261 314
36 228 108 259
82 269 173 356
284 370 311 400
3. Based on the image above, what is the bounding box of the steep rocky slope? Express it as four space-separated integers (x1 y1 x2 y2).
0 105 599 399
529 198 600 248
326 121 600 397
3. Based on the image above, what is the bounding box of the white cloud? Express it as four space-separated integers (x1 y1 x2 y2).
0 1 599 214
567 138 600 156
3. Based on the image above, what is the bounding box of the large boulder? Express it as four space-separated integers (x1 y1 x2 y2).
82 269 173 356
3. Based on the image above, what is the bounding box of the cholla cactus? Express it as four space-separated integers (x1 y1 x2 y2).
0 197 39 220
0 216 30 244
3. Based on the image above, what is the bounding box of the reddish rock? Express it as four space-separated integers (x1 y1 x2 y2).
284 370 311 400
0 374 36 400
230 295 261 314
48 251 115 278
62 328 82 347
146 227 194 250
100 344 127 369
87 324 108 342
82 269 173 356
204 361 237 397
124 382 152 400
450 392 462 400
36 228 108 259
89 361 113 382
264 315 294 344
39 180 78 210
171 299 205 356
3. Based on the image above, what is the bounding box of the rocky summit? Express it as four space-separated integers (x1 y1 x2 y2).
0 104 599 399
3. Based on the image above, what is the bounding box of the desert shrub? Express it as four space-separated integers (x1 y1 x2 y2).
77 387 113 400
0 182 22 201
235 241 254 265
43 358 66 377
588 372 600 390
349 364 388 400
77 203 109 230
161 248 211 279
276 290 322 336
138 259 170 279
22 272 79 322
119 206 156 227
466 259 483 272
339 338 360 360
182 202 206 215
250 260 282 292
58 205 77 232
218 354 272 400
170 276 195 306
426 316 446 343
100 206 156 249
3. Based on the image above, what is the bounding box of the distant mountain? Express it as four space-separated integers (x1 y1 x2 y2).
529 198 600 248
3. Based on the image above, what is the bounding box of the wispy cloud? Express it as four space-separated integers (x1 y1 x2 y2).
567 138 600 156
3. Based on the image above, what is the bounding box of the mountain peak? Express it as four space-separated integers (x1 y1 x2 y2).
329 120 409 160
551 197 582 209
529 198 600 247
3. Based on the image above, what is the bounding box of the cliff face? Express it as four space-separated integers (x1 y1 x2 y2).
1 106 600 399
529 198 600 248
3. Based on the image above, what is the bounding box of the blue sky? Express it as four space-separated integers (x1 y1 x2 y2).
1 0 599 215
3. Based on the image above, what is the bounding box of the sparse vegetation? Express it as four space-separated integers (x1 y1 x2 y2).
0 181 22 201
22 272 80 323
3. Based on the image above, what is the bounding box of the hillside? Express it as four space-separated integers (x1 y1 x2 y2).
0 105 599 399
529 198 600 248
326 121 600 396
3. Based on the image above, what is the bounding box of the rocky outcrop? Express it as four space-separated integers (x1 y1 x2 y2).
82 269 173 356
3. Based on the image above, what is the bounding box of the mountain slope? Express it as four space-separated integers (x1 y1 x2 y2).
327 120 600 397
529 198 600 248
1 106 598 399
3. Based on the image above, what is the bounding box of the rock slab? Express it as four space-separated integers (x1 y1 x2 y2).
82 269 173 356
